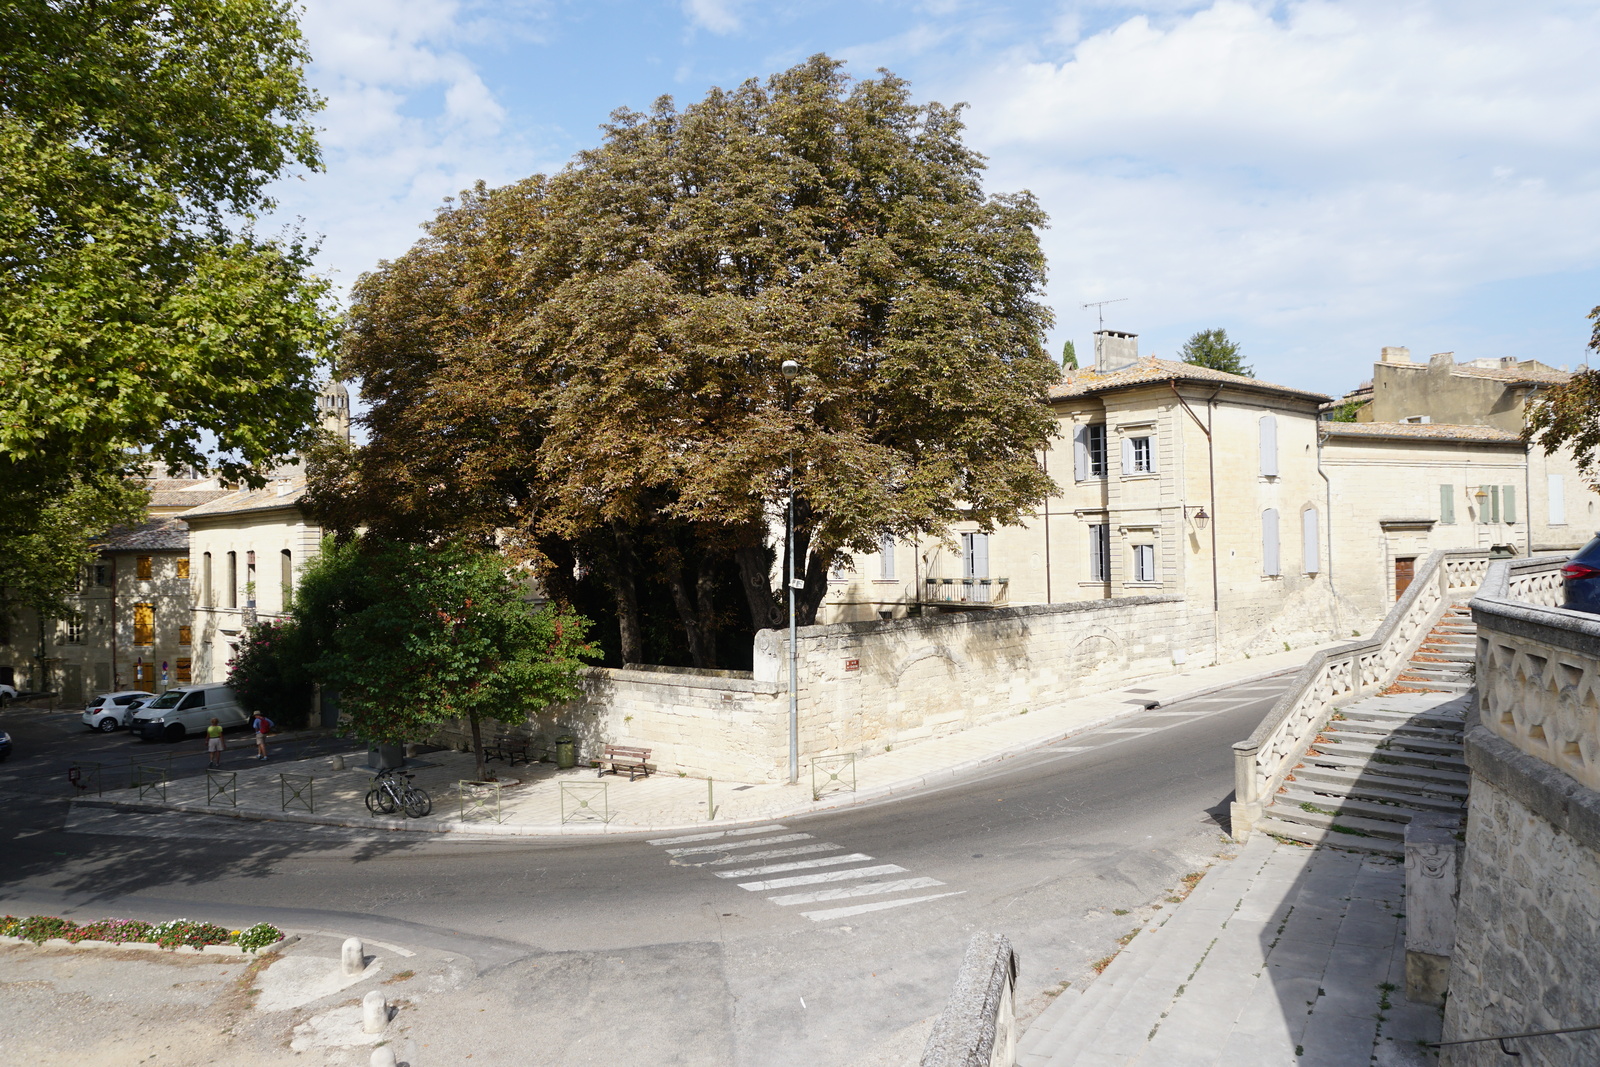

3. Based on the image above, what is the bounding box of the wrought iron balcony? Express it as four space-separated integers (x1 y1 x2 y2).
921 577 1009 605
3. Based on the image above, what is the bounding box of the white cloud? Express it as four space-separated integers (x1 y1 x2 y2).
945 0 1600 386
684 0 745 35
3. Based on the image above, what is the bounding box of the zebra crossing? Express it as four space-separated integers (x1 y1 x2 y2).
648 824 962 922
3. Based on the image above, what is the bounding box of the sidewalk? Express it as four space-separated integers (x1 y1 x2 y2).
1016 837 1442 1067
76 642 1330 836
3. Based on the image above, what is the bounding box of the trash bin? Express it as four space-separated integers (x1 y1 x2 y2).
556 735 577 769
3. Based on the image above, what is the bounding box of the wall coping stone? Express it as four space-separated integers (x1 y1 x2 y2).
1464 724 1600 855
586 665 778 696
1469 597 1600 658
763 593 1186 642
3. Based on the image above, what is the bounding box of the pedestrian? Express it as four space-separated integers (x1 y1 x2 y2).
206 717 225 768
251 712 273 761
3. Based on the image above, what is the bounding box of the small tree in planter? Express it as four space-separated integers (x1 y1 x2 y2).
296 536 598 780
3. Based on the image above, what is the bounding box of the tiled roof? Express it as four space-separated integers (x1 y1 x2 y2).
1448 362 1571 385
179 478 308 519
1321 422 1521 443
1049 357 1330 403
95 518 189 552
150 489 232 508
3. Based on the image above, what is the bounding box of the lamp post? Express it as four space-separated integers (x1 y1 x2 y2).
781 359 801 785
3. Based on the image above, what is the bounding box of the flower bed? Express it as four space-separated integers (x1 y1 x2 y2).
0 915 285 953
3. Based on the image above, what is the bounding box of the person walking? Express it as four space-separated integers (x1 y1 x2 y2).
206 718 225 768
250 712 273 761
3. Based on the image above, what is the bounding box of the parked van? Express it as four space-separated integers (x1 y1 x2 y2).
129 683 247 742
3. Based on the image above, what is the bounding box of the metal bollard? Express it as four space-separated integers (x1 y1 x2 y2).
341 937 365 976
370 1046 398 1067
362 989 388 1034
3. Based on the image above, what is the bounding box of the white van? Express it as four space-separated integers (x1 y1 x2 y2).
129 683 248 742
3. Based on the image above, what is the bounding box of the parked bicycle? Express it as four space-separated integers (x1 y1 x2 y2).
365 767 432 819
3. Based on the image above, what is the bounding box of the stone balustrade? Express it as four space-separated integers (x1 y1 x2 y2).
1231 549 1492 838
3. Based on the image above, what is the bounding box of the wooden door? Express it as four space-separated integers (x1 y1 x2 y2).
1395 557 1416 599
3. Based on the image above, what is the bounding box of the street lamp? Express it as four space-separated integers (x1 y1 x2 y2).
1190 506 1210 530
781 360 800 785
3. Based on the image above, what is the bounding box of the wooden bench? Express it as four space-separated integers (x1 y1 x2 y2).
485 734 532 767
597 744 652 781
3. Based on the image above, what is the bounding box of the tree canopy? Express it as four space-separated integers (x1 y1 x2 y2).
1179 328 1253 377
1 0 339 620
1526 302 1600 480
316 55 1059 668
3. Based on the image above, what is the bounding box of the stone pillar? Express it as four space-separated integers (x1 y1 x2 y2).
362 990 388 1034
341 937 365 976
1405 813 1461 1005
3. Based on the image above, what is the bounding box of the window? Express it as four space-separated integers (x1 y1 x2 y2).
202 552 212 607
1089 524 1111 581
281 549 294 605
227 551 237 608
133 603 154 645
179 625 192 646
961 532 990 579
1262 509 1281 576
1303 508 1320 574
177 557 190 580
1439 485 1455 525
66 618 83 644
1124 435 1154 475
178 690 206 710
878 534 896 581
175 658 192 685
1132 544 1156 583
1073 423 1108 480
136 555 153 580
1549 475 1566 525
95 564 109 587
1258 415 1279 477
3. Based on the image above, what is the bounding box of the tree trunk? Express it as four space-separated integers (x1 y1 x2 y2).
609 524 644 664
696 560 718 669
734 543 780 631
469 713 486 782
796 530 832 626
665 565 711 669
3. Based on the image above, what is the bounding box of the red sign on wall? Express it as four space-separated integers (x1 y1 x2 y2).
844 659 860 672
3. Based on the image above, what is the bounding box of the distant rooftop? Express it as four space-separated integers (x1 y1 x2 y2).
95 518 189 552
1322 422 1522 444
1050 357 1330 403
179 478 308 520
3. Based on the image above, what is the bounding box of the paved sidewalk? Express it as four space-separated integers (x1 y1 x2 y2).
76 642 1331 836
1017 837 1442 1067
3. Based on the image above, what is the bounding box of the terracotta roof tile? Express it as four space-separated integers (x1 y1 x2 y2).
95 518 189 552
179 479 308 519
1448 363 1571 384
1321 422 1521 443
1049 357 1329 403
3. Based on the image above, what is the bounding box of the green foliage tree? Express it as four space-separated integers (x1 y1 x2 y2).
1 0 340 620
1179 328 1253 377
1526 303 1600 479
0 473 147 624
226 619 314 730
1061 340 1078 370
294 537 600 780
316 56 1059 666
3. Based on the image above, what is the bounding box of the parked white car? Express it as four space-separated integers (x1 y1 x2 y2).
81 691 157 733
0 682 17 706
129 683 247 743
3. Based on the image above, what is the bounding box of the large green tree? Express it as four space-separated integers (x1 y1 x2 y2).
1526 302 1600 479
294 537 599 781
317 56 1059 667
1179 328 1253 377
1 0 340 619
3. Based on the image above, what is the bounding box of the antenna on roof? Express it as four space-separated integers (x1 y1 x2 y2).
1082 298 1128 332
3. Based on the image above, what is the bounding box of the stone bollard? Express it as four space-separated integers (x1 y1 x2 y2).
362 989 388 1034
370 1046 398 1067
1404 812 1462 1005
341 937 365 976
333 754 346 771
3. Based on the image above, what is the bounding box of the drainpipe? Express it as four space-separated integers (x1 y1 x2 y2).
1524 438 1533 557
1041 447 1053 603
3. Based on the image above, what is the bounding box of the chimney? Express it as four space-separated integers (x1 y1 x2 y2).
1428 351 1454 368
1499 356 1518 368
1380 346 1411 364
1094 330 1140 372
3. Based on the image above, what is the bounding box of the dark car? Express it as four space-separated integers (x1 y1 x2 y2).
1560 534 1600 613
0 730 11 761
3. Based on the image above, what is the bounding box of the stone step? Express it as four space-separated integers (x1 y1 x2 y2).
1393 678 1475 693
1400 662 1472 678
1304 742 1468 774
1320 729 1463 758
1256 815 1405 857
1338 707 1465 729
1290 763 1470 800
1328 719 1463 743
1274 789 1446 827
1281 780 1464 815
1262 804 1411 840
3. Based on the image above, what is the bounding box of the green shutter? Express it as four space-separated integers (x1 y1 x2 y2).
1440 485 1455 525
1502 485 1517 524
1487 486 1500 524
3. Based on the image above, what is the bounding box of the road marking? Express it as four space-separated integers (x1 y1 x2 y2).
800 891 966 922
1099 728 1158 734
715 853 874 878
770 876 945 907
665 833 811 856
737 864 906 891
704 843 843 864
1053 746 1090 753
647 825 786 846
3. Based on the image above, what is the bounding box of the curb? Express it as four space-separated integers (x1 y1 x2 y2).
0 932 299 958
75 663 1302 839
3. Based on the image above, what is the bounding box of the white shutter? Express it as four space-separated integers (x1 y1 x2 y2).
974 533 989 579
1263 508 1280 576
1259 415 1278 477
1121 437 1134 475
1303 508 1320 574
1073 426 1089 481
1549 474 1566 525
879 532 896 580
1145 435 1157 474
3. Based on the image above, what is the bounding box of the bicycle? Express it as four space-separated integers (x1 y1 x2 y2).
365 768 433 818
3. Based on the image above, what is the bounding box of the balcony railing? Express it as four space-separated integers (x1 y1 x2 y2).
922 578 1009 605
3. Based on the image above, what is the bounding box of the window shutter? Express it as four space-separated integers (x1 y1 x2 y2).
1439 485 1455 525
1146 436 1157 474
1303 508 1320 574
1549 475 1566 525
1073 426 1089 481
1502 485 1517 524
974 533 989 579
879 533 896 581
1263 508 1281 576
1259 416 1278 477
1488 486 1500 524
1121 437 1133 475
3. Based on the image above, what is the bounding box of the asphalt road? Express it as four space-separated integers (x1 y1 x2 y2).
0 675 1293 1066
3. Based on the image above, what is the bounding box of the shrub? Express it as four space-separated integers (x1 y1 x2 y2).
227 619 314 730
232 922 283 952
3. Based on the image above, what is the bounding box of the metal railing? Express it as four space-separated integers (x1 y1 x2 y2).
812 753 857 801
279 773 314 813
458 780 503 824
1231 549 1493 839
1430 1021 1600 1055
560 782 610 824
206 771 237 807
922 578 1009 605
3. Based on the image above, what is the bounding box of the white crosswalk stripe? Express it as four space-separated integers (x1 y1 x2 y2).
736 863 907 891
800 892 965 922
714 853 873 878
704 843 842 864
647 825 787 846
664 833 811 856
770 876 945 907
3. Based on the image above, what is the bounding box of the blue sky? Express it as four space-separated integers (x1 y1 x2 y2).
266 0 1600 397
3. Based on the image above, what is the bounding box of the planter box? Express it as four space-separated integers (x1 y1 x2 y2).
2 933 295 956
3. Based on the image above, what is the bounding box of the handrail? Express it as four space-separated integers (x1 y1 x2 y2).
1230 548 1492 837
1429 1020 1600 1053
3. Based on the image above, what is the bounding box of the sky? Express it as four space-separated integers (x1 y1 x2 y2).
264 0 1600 398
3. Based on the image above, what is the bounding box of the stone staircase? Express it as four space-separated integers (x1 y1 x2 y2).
1251 605 1475 856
